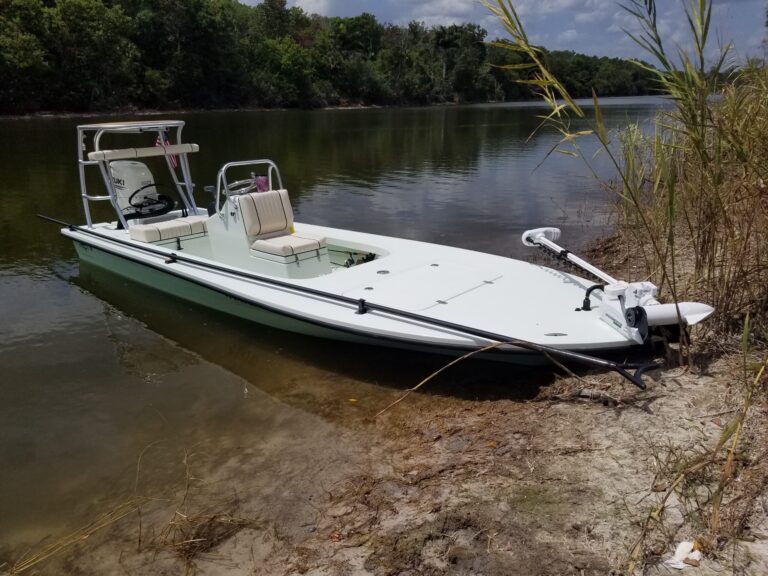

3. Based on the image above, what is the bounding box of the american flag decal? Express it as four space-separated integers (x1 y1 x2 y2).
155 129 178 169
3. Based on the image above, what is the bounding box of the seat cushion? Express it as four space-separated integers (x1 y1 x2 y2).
236 190 293 237
129 215 208 242
251 233 326 256
177 215 208 234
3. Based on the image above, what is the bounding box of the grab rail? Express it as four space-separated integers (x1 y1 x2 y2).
215 160 283 216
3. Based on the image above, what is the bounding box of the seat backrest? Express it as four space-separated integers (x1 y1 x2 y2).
236 189 294 238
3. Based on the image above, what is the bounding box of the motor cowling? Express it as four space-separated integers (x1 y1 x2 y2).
110 161 157 212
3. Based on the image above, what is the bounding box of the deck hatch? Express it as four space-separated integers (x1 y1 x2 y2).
343 263 502 312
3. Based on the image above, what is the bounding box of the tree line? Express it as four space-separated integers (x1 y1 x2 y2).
0 0 659 114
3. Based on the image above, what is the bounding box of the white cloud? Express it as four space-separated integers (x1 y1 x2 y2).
292 0 332 14
557 28 579 43
574 11 606 23
273 0 765 63
529 0 579 13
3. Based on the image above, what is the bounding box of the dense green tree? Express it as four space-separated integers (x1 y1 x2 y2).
0 0 49 112
545 50 656 98
487 42 534 101
120 0 249 107
376 23 430 103
250 36 316 106
0 0 659 114
331 13 382 58
253 0 288 39
38 0 138 111
433 24 492 102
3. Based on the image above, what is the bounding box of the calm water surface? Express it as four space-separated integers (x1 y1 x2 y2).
0 98 662 555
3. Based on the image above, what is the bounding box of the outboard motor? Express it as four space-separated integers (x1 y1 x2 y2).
110 161 174 224
111 161 157 211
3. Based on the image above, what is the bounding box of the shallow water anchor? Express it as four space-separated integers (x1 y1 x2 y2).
529 346 658 390
612 362 658 390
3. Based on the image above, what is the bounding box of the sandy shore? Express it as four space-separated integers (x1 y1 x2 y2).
4 350 762 575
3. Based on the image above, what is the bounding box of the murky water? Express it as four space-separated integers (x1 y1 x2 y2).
0 98 663 557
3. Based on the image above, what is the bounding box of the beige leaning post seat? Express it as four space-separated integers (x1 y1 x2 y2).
129 215 208 242
236 189 326 257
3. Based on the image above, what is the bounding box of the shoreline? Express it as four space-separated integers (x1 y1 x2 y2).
0 102 450 121
0 94 665 121
7 341 766 575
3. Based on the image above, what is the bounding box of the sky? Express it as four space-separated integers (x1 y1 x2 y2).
267 0 767 62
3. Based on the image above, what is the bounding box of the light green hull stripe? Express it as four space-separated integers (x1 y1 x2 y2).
74 240 344 340
73 240 543 364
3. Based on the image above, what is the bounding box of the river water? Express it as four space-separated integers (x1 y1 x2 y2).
0 98 662 561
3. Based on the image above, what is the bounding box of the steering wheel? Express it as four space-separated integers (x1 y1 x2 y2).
225 178 258 196
127 184 175 216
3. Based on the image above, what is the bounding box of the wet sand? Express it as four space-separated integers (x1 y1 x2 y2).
5 335 767 574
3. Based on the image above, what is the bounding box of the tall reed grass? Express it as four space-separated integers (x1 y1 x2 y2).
485 0 768 341
485 2 768 571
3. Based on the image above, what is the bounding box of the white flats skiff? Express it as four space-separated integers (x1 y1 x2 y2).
45 120 714 387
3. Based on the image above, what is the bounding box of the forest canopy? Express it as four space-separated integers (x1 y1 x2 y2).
0 0 659 114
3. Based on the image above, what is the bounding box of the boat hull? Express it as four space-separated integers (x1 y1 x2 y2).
73 239 553 364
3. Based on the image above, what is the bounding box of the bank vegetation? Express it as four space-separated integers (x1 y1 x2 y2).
0 0 659 114
486 0 768 572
